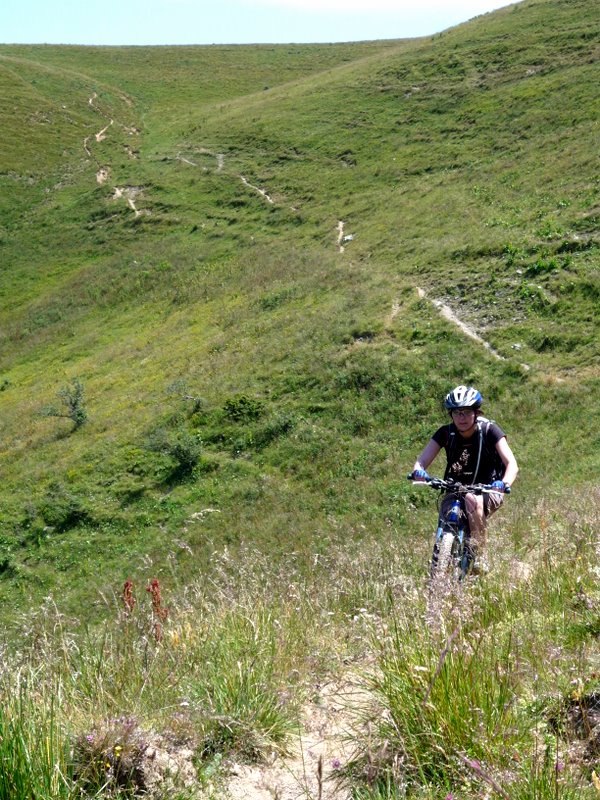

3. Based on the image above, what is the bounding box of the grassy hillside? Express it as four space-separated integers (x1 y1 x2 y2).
0 3 600 795
0 0 599 607
1 0 598 615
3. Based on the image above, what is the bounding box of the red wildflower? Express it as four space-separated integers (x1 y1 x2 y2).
123 579 135 613
146 578 168 621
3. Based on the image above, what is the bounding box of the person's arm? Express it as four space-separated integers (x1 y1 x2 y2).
496 436 518 488
413 439 442 473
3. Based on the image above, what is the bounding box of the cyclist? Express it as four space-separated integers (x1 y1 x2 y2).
410 385 518 571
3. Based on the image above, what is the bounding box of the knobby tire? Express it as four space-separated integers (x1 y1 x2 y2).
433 531 455 576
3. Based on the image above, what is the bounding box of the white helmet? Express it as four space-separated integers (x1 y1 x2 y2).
444 385 482 410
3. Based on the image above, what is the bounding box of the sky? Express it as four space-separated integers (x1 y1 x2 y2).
0 0 518 46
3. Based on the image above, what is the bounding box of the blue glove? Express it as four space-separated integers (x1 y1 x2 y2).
490 480 506 493
412 469 431 482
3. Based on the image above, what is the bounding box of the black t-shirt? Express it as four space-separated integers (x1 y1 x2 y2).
432 420 506 483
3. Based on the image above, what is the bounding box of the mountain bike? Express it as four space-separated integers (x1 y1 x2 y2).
407 476 510 581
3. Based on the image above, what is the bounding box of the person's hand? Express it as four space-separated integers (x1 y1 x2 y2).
412 469 431 482
490 480 506 493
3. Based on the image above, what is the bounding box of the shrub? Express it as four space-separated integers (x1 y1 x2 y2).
72 717 198 797
40 378 88 430
223 394 264 422
145 428 203 479
166 379 204 414
36 483 89 532
258 287 295 310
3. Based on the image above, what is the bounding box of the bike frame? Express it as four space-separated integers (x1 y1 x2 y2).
431 488 471 579
407 476 509 580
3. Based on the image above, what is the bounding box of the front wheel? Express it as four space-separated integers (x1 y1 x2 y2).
431 531 456 578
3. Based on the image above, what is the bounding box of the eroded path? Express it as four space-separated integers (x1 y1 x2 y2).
337 221 345 253
225 677 365 800
112 186 142 217
84 92 144 216
417 287 506 361
240 174 275 205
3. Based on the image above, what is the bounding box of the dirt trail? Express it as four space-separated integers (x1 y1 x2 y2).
95 119 113 142
172 149 225 172
240 175 275 205
176 152 277 205
225 677 364 800
337 221 345 253
195 148 224 171
336 221 354 253
384 299 401 330
417 287 506 361
84 93 143 216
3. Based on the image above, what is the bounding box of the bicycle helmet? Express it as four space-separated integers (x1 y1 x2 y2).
444 385 482 410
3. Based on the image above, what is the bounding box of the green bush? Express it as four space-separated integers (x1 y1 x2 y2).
223 394 265 422
145 428 203 479
40 378 88 431
36 483 89 532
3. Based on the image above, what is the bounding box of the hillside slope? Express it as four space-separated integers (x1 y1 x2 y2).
0 0 599 618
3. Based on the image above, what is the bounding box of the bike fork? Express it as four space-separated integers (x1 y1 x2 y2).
431 525 445 570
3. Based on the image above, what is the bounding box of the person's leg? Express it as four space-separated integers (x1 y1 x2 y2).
465 492 504 571
465 492 486 552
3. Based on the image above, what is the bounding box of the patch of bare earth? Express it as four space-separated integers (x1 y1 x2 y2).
336 222 354 253
96 167 110 185
511 559 533 581
417 287 505 361
384 300 401 331
225 677 367 800
337 221 345 253
113 186 144 217
95 119 114 142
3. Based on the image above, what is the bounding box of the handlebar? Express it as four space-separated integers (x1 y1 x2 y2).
406 474 511 495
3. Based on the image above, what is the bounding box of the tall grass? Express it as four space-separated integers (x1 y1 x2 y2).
0 671 72 800
1 487 598 797
1 5 600 795
347 487 600 798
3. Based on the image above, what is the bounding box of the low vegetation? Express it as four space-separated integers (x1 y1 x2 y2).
1 486 599 797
